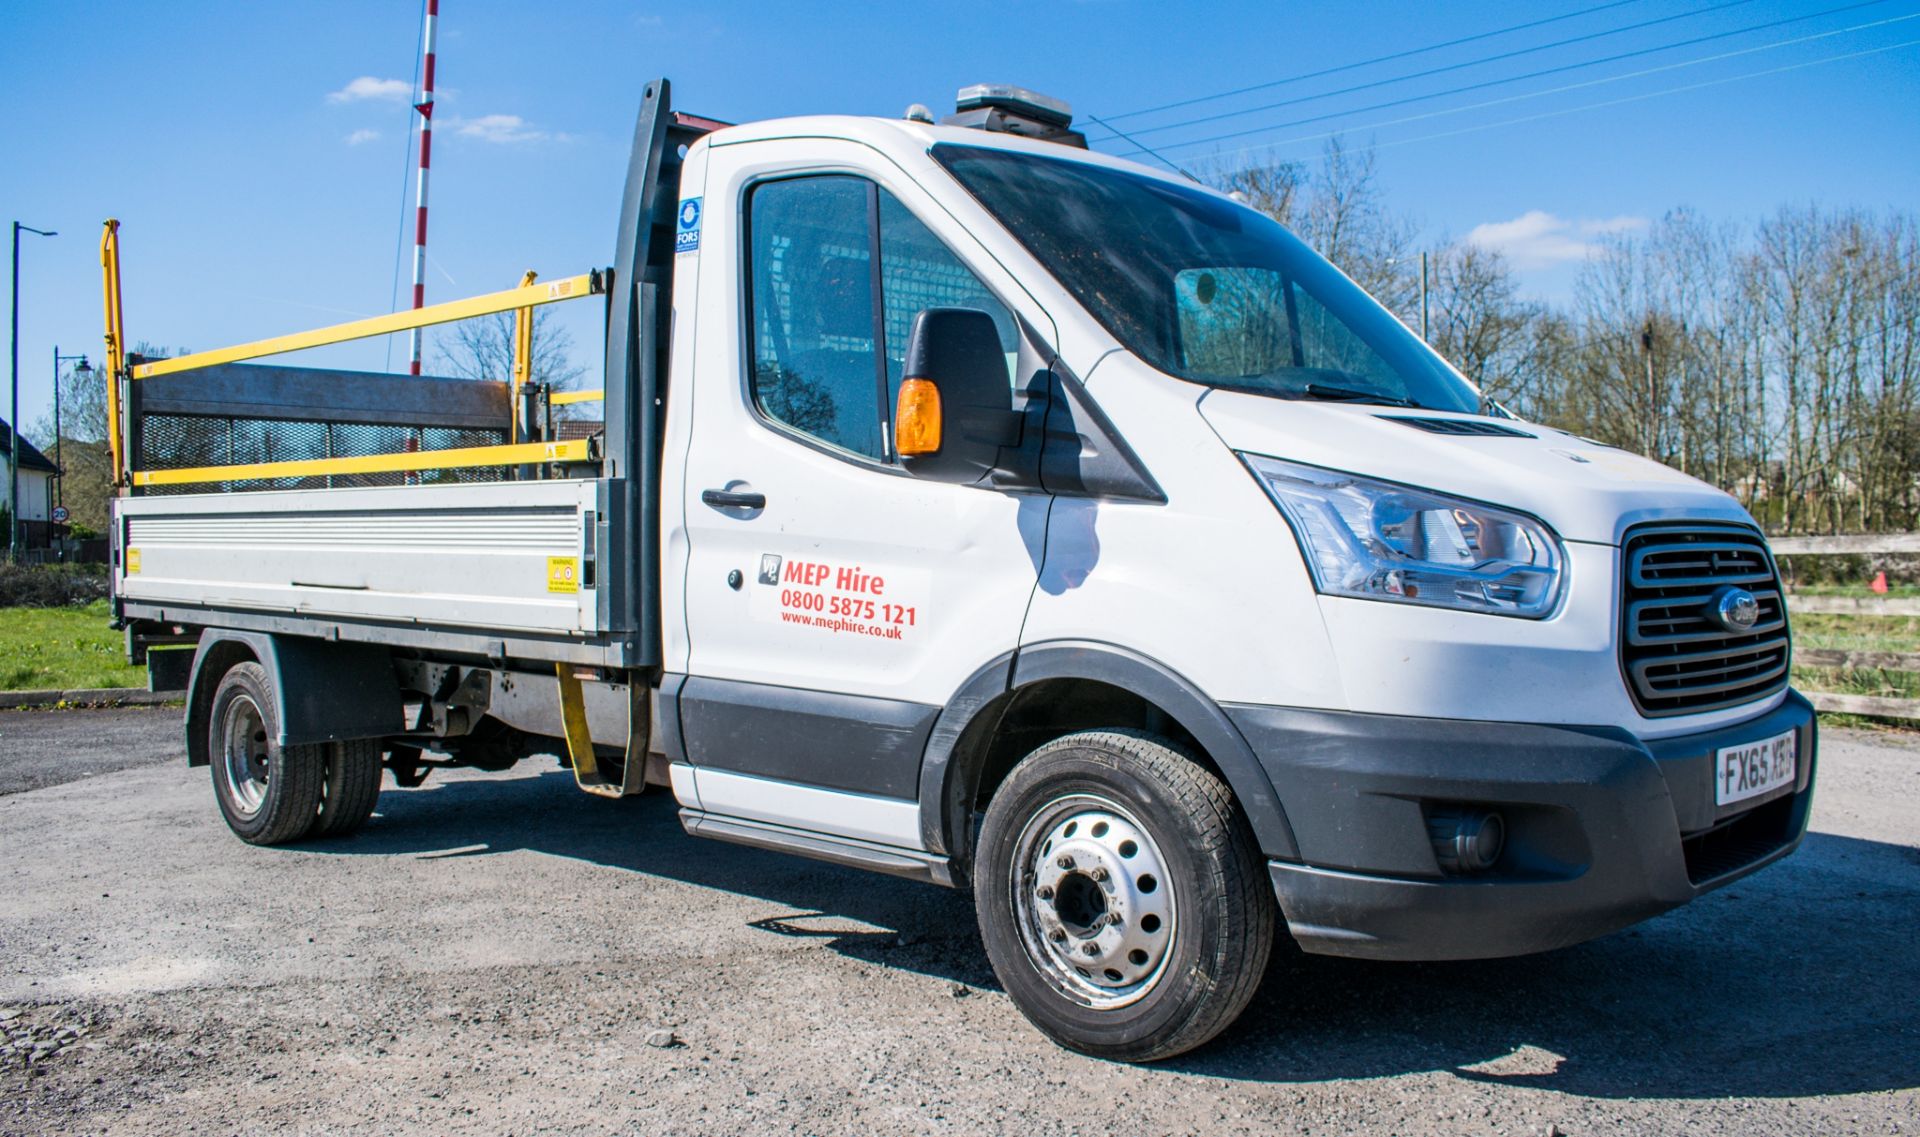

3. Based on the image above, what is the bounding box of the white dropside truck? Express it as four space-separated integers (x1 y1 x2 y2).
109 81 1816 1061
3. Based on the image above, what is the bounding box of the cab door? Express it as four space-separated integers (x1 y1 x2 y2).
675 139 1050 848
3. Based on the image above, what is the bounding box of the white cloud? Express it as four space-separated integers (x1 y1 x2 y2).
451 114 547 144
1580 214 1649 235
327 76 413 104
1466 210 1650 270
344 128 380 146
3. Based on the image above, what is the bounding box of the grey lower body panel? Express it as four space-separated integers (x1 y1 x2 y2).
676 675 937 801
1233 691 1818 961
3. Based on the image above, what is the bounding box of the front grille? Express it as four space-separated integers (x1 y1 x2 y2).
1683 795 1796 885
1620 523 1791 716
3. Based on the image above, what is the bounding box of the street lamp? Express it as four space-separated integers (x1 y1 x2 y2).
53 349 91 514
10 221 56 561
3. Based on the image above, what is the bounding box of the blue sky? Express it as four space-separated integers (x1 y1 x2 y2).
3 0 1916 434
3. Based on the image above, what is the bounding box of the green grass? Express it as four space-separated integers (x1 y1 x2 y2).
0 600 148 691
1793 666 1920 699
1784 587 1920 727
1789 581 1920 598
1790 612 1920 653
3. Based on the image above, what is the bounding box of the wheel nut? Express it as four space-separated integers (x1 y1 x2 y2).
1090 866 1109 882
1056 854 1075 869
1082 942 1101 957
1036 885 1053 901
1049 928 1067 943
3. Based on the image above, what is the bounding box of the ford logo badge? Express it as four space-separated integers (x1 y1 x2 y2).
1709 586 1761 633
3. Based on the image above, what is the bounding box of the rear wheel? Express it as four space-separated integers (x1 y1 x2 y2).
208 662 324 846
309 738 382 839
974 730 1275 1062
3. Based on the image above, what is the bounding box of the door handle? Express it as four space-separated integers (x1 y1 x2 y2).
701 488 766 510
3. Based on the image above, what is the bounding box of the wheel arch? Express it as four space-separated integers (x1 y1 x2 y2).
183 630 403 766
917 640 1300 878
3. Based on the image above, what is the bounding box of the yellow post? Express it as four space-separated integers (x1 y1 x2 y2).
99 220 127 488
510 270 537 442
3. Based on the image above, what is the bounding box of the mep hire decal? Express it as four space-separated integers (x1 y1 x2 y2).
751 553 930 643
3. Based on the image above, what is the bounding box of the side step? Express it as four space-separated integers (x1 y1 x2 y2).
679 809 952 886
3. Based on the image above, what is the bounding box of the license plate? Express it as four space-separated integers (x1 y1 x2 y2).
1715 729 1797 807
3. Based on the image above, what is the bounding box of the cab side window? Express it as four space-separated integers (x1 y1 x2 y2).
747 176 1015 462
748 176 884 459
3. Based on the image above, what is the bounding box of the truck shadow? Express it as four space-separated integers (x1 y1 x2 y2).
318 767 1919 1100
312 766 1000 989
1180 829 1920 1099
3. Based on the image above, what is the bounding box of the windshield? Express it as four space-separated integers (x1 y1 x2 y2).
933 145 1480 414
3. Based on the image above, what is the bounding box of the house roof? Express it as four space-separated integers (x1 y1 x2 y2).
0 419 58 473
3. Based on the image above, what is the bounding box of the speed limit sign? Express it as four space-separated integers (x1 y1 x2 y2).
51 505 69 524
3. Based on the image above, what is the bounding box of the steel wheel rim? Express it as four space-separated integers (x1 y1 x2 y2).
219 694 270 819
1011 792 1177 1009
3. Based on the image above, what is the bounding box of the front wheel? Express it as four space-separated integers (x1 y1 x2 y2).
974 730 1275 1062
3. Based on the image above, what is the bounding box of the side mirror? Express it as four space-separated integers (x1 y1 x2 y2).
895 307 1018 483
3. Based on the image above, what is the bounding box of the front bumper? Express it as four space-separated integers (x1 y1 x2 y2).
1229 690 1818 961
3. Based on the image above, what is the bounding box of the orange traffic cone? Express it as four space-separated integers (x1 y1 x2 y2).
1870 571 1889 594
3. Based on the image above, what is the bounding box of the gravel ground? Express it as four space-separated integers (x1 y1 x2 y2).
0 706 180 796
1 708 1914 1136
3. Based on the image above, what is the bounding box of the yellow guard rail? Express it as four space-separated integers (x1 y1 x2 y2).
103 220 604 489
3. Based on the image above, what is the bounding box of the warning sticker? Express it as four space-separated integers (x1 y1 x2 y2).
750 553 929 643
547 556 581 593
126 548 141 575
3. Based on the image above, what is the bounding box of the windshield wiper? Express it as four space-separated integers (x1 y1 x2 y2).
1300 382 1421 409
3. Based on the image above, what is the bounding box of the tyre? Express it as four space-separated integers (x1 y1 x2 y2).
974 730 1275 1062
308 738 382 839
207 662 324 846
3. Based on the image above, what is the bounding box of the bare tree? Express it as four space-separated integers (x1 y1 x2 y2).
1211 158 1306 228
1424 241 1546 410
434 309 589 411
1208 138 1420 317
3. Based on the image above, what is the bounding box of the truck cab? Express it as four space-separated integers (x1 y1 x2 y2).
111 81 1815 1062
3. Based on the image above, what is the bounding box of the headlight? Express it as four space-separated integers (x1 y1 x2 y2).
1243 454 1565 618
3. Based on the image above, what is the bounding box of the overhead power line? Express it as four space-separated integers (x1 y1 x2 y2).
1093 0 1763 141
1081 115 1201 181
1214 36 1920 164
1111 1 1904 158
1113 0 1889 146
1098 0 1655 124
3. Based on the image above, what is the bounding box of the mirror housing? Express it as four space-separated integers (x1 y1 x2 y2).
896 307 1019 483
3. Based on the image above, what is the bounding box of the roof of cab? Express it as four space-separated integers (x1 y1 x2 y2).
697 113 1211 196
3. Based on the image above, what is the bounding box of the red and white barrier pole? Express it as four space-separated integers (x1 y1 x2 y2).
408 0 439 376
